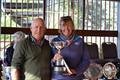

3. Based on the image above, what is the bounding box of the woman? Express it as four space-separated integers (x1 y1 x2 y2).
51 16 90 80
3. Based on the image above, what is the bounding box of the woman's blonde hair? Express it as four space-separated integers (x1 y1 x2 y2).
58 16 75 34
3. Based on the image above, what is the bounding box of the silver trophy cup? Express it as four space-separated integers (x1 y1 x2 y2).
51 41 72 74
103 62 117 79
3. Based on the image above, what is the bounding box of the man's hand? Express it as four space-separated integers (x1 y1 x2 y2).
11 68 20 80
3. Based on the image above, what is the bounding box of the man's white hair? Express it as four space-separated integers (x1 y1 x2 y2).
30 18 45 28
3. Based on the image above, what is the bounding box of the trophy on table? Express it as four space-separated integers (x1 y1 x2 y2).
84 63 103 80
102 62 117 79
51 41 72 74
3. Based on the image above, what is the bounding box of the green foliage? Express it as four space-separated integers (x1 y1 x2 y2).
0 34 12 41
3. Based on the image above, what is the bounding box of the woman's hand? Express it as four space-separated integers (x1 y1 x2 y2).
70 69 76 75
65 69 76 76
52 53 63 62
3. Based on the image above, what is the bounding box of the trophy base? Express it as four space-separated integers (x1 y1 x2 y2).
53 66 66 72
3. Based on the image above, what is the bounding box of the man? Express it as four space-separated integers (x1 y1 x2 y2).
11 18 52 80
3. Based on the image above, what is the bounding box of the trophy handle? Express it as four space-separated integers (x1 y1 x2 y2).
62 59 73 74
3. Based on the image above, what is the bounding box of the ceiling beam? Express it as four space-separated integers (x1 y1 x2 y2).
1 27 118 37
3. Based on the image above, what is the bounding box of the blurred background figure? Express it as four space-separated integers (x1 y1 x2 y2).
3 31 25 80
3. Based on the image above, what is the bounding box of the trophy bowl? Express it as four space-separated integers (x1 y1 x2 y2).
102 62 117 79
51 41 65 50
84 63 103 80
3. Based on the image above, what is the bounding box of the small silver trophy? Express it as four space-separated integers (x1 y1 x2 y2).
102 62 117 79
51 41 72 74
84 63 103 80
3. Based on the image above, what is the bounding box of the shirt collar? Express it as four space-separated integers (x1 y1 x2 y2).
59 34 75 41
30 35 45 47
